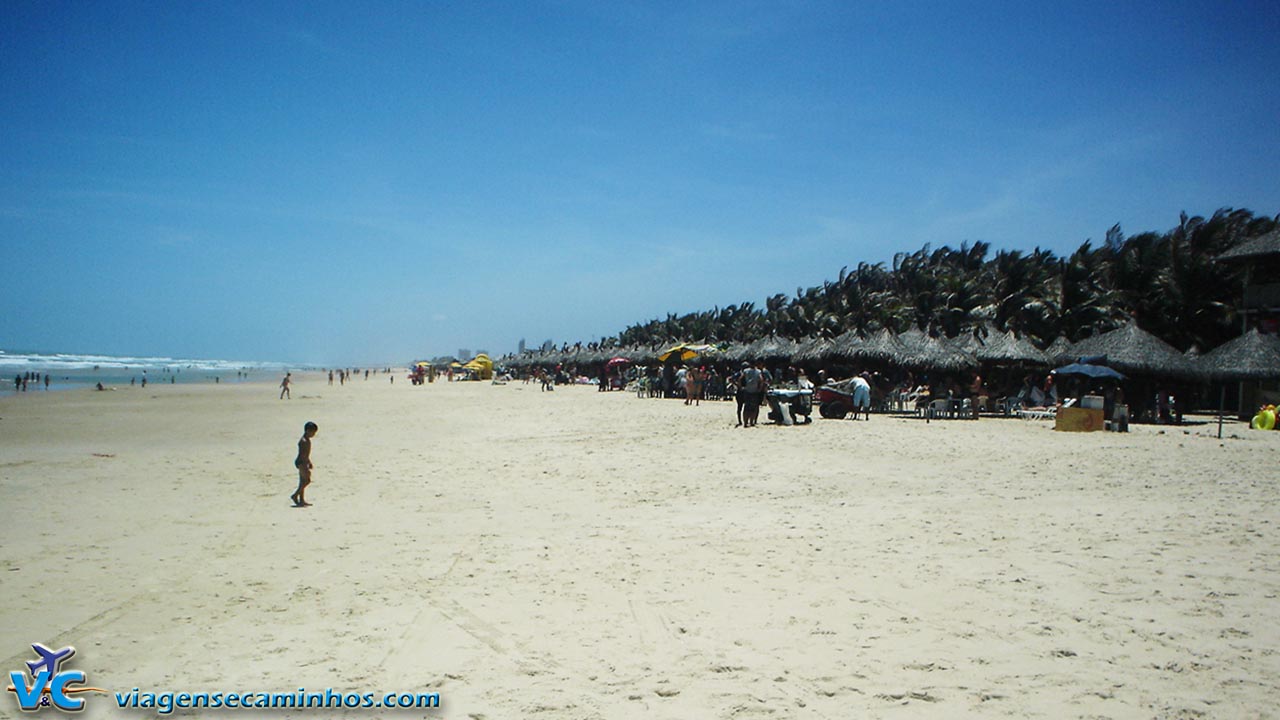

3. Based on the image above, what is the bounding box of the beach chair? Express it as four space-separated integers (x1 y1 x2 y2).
899 387 927 412
1017 406 1057 421
927 398 950 419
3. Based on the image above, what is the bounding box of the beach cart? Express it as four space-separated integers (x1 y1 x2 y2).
766 388 813 425
815 384 854 419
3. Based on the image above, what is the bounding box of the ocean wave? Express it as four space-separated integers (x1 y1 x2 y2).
0 350 296 372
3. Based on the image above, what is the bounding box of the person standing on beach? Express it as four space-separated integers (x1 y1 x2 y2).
280 372 292 399
291 421 318 507
740 361 763 427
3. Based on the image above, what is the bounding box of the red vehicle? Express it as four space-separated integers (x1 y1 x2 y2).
815 384 855 419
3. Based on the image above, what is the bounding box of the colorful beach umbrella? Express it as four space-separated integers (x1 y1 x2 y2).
658 343 716 362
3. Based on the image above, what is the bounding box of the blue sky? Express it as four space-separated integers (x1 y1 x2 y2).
3 1 1278 365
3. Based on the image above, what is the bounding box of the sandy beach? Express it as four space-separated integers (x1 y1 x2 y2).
2 375 1278 719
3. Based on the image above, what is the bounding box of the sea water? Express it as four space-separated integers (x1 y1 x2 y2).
0 349 302 393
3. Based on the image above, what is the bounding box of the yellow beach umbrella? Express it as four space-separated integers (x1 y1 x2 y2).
659 343 717 362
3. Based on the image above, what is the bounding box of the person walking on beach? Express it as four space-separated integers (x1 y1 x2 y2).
280 372 292 399
290 421 318 507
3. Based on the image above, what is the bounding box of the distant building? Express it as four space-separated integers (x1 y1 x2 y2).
518 339 526 354
1217 225 1280 333
458 349 471 360
1215 225 1280 414
541 339 554 352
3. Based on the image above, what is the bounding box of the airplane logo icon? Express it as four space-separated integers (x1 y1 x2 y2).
25 644 76 682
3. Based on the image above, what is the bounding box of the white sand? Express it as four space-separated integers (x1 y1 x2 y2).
2 376 1278 718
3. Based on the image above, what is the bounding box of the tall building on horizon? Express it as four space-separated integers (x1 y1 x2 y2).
518 338 526 354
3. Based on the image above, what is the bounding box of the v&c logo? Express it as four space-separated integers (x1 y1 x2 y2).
6 643 106 713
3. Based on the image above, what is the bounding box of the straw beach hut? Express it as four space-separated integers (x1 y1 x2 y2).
1069 322 1198 379
746 335 793 362
1198 328 1280 428
794 336 833 365
829 329 866 362
1199 328 1280 382
1044 336 1075 365
896 327 976 372
861 328 907 363
975 330 1049 366
952 327 987 356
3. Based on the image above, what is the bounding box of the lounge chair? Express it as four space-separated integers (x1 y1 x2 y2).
1017 406 1057 420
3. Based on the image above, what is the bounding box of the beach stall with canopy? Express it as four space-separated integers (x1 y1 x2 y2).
1050 359 1127 431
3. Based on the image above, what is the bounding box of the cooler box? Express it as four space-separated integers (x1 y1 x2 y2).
1056 406 1104 432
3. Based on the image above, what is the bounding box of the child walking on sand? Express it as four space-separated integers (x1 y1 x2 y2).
290 421 318 507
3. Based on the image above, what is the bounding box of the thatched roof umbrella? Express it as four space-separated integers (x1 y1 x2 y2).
938 335 979 371
794 336 832 364
953 331 983 356
1043 336 1074 365
630 345 657 364
780 337 805 364
747 335 792 362
895 327 936 363
828 329 865 362
976 331 1049 366
859 328 906 363
718 341 747 363
1069 322 1198 379
896 327 977 372
951 324 995 355
1199 328 1280 381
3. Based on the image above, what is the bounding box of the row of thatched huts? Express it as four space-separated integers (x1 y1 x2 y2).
500 322 1280 384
